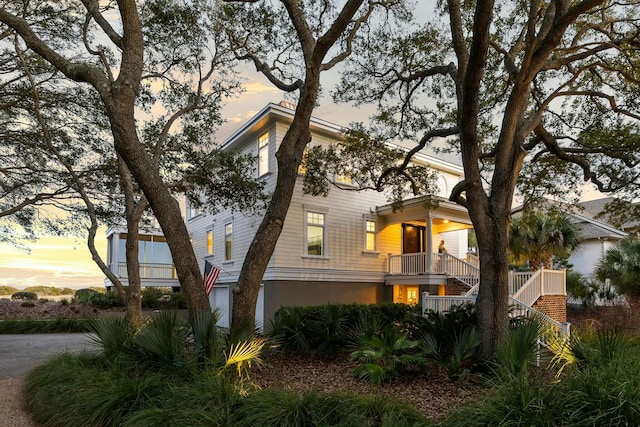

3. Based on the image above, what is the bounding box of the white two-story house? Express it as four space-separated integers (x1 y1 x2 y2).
186 102 481 328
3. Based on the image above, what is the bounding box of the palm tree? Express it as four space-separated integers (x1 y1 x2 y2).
595 237 640 300
509 210 581 271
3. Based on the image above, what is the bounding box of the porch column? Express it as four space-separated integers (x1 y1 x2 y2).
426 215 433 272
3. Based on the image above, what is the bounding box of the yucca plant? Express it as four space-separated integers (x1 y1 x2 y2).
419 325 480 382
132 310 190 374
314 303 350 357
267 306 313 354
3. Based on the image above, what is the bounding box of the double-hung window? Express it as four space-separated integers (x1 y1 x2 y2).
365 220 376 252
224 223 233 261
258 132 269 176
305 211 326 256
206 230 213 255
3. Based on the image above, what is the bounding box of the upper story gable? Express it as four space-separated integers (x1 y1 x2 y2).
219 101 464 197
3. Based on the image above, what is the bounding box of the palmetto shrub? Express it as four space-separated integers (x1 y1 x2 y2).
441 328 640 426
351 326 425 385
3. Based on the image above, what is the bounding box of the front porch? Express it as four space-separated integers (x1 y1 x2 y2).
386 251 479 286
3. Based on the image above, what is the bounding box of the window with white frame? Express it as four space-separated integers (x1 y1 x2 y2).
365 220 376 251
224 223 233 260
305 211 326 256
258 132 269 176
437 174 449 197
186 199 201 220
206 230 213 255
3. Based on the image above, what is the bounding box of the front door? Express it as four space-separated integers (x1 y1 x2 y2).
402 224 426 273
402 223 425 253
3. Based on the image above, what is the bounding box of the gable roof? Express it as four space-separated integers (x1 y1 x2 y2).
219 102 465 176
220 102 344 151
578 197 640 232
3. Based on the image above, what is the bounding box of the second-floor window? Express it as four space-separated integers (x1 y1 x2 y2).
365 220 376 251
258 132 269 176
224 223 233 261
206 230 213 255
306 211 326 256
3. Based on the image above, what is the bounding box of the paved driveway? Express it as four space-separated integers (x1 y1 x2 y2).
0 333 98 378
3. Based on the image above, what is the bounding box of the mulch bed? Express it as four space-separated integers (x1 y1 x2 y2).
251 351 486 420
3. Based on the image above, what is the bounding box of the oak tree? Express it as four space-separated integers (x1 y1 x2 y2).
333 0 640 356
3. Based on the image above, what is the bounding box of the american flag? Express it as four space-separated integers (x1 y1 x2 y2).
203 260 220 296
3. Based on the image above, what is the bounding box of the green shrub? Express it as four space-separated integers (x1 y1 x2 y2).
164 291 187 309
233 388 430 427
87 291 124 309
11 291 38 301
268 303 420 357
61 287 75 295
73 288 98 303
351 327 425 385
142 287 165 309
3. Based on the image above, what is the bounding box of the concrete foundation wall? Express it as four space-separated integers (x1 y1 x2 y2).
263 280 389 325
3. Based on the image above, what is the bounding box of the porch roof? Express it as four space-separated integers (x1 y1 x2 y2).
376 196 473 227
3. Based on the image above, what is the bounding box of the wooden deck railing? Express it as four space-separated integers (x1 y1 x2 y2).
422 269 568 333
388 252 480 287
116 262 177 280
511 269 566 307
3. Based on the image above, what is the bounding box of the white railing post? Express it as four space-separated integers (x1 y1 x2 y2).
561 322 571 338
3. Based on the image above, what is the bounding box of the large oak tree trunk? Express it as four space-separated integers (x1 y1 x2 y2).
107 107 210 319
230 84 319 334
474 215 511 359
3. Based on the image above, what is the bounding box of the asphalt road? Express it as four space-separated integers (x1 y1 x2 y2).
0 333 98 378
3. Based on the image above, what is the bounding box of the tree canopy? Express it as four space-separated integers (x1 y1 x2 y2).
0 0 266 318
325 0 640 356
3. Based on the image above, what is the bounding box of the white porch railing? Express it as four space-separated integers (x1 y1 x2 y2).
422 268 567 324
388 252 480 287
116 262 177 280
511 269 566 307
421 293 570 338
388 252 429 275
466 253 480 268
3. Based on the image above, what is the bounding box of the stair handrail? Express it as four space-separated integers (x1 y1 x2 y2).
511 269 543 307
508 297 570 343
439 253 480 289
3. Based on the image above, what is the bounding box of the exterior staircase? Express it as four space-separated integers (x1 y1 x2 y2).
423 261 569 339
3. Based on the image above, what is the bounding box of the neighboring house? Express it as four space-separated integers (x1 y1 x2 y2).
104 225 180 292
186 101 567 330
566 209 628 280
578 197 640 235
510 201 629 280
